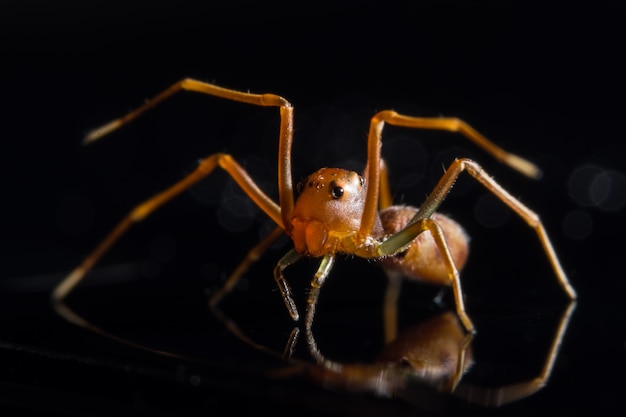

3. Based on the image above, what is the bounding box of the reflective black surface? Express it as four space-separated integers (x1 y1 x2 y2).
2 1 623 416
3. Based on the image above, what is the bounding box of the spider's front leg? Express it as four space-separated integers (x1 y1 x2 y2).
273 249 305 321
304 255 336 363
271 249 337 363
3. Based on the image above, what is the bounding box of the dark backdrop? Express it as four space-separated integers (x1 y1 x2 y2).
1 1 623 416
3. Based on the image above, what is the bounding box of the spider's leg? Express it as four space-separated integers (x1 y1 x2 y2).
366 157 401 343
273 252 348 364
53 154 282 322
382 215 474 332
367 111 541 180
84 78 296 232
363 157 393 210
209 225 285 308
382 270 403 344
380 158 576 301
273 249 304 321
304 255 336 363
360 111 541 237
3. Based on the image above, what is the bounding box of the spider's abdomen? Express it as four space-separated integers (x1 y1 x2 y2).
379 205 469 286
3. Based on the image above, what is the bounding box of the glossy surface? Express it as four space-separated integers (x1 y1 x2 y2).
2 1 622 416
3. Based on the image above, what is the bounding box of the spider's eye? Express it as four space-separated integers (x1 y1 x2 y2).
358 175 365 187
330 181 344 199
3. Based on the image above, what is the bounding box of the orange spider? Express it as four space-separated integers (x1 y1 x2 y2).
53 79 577 339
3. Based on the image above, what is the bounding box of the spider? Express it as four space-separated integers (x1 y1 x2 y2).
52 79 577 339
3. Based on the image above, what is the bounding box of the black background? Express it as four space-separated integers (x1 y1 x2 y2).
1 1 624 416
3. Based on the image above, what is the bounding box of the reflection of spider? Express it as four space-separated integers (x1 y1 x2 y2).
298 302 577 406
53 79 577 335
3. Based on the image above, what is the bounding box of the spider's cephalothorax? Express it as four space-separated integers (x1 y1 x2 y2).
292 168 383 257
